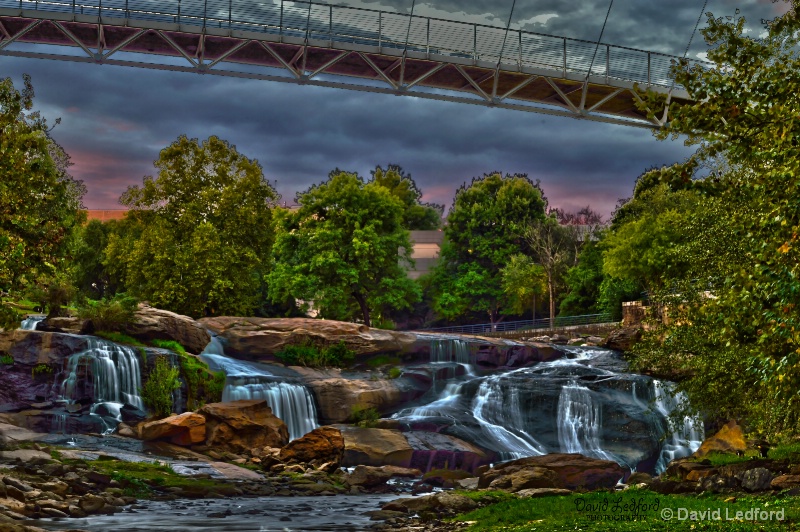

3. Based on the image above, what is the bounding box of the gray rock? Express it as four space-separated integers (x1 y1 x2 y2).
516 488 572 498
740 468 774 492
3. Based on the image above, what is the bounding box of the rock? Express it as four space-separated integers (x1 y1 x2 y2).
626 472 652 485
382 492 478 515
488 467 561 492
36 317 92 334
79 494 107 513
516 488 573 498
403 431 490 474
456 477 479 490
199 400 289 453
664 458 714 481
278 426 344 466
340 427 414 468
198 317 416 359
121 303 211 354
693 420 747 457
479 453 626 491
140 412 207 446
0 450 51 464
117 423 136 438
740 468 774 492
2 478 33 493
421 469 474 489
602 327 642 352
346 465 395 488
771 474 800 490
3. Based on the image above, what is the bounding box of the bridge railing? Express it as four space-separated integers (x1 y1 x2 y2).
2 0 708 88
417 313 615 335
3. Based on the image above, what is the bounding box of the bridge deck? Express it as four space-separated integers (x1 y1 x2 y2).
0 1 701 127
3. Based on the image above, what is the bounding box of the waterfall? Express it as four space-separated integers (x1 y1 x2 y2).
60 337 144 410
557 382 614 461
200 336 319 441
20 315 45 330
430 339 472 365
652 380 704 473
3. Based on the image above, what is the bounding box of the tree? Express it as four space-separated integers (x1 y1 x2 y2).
431 172 548 326
500 254 547 319
522 217 578 327
369 165 443 230
628 2 800 436
268 170 420 327
559 239 605 317
108 135 278 317
72 220 116 299
0 74 85 328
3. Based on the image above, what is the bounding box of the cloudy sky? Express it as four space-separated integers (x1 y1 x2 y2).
0 0 789 218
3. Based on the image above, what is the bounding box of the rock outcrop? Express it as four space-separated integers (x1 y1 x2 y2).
122 304 210 354
198 400 289 453
478 453 626 491
602 327 642 352
198 317 417 359
139 412 206 446
278 426 344 466
693 420 747 458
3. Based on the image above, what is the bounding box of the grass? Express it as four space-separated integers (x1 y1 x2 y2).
95 331 146 347
275 340 355 368
450 488 800 531
0 353 13 365
365 354 402 368
686 443 800 467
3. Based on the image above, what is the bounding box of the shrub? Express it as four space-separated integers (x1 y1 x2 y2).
31 363 54 379
152 340 224 409
140 355 180 418
387 367 402 379
350 405 380 427
275 340 355 368
77 293 138 331
0 353 13 365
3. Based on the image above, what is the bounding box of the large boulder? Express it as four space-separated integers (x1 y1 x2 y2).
139 412 206 446
198 400 289 453
693 420 746 458
121 303 210 354
198 317 416 359
602 327 641 352
479 453 626 491
339 427 414 468
36 317 93 335
403 431 490 474
278 426 344 466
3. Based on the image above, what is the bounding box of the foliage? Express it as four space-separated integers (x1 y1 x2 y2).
0 305 20 332
431 172 547 325
365 354 402 368
369 164 443 230
0 74 86 326
0 353 13 365
500 254 547 319
93 331 145 347
76 293 138 331
274 340 355 368
350 405 380 427
268 170 420 326
31 363 53 378
559 239 605 316
109 135 278 318
151 339 224 408
140 355 180 418
72 219 117 299
626 4 800 436
387 367 402 379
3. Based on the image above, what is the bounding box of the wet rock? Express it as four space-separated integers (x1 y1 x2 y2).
479 453 625 491
382 492 478 516
278 426 344 466
346 466 395 488
79 493 107 513
340 427 414 468
199 400 289 453
693 420 746 457
140 412 207 446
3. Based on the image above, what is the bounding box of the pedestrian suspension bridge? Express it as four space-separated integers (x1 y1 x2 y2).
0 1 706 127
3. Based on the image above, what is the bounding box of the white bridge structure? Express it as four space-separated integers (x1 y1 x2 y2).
0 1 704 127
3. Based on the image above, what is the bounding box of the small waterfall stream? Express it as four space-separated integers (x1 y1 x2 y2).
59 337 145 434
20 315 45 330
393 338 703 474
200 336 319 440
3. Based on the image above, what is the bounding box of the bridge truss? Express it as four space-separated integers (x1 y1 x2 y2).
0 1 703 128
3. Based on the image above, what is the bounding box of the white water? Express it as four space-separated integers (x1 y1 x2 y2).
200 336 319 441
653 380 704 473
557 381 614 461
20 315 45 330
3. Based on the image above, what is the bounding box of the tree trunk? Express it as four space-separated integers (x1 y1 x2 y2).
548 275 555 329
532 294 536 323
353 291 371 327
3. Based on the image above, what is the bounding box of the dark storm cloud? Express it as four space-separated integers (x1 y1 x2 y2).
0 0 785 217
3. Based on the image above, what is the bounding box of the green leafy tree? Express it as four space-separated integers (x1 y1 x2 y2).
559 239 605 317
268 170 421 327
0 74 85 328
629 2 800 436
72 220 116 299
369 165 443 230
431 172 547 326
108 135 278 317
500 254 547 319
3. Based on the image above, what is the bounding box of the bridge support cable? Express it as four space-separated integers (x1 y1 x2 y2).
0 1 702 128
582 0 614 112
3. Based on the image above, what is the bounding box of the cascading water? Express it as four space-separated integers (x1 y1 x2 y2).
653 380 704 473
393 338 703 473
20 315 45 330
200 336 319 440
59 337 145 434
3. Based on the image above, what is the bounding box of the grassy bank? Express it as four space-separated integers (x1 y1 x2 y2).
452 488 800 531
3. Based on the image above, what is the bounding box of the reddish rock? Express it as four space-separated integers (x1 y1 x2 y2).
602 327 642 352
479 453 626 491
771 474 800 490
140 412 206 446
339 427 414 468
199 400 289 453
278 426 344 466
693 420 746 457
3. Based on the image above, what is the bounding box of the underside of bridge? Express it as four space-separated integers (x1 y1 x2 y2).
0 3 695 128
